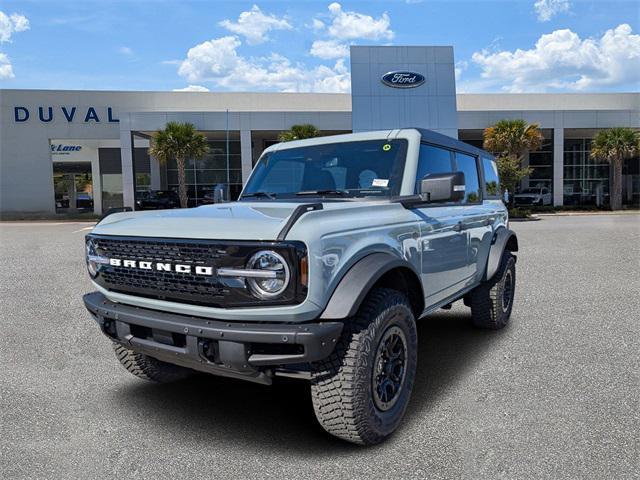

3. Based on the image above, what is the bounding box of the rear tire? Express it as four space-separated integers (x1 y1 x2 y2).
112 343 194 383
310 288 418 445
469 251 516 329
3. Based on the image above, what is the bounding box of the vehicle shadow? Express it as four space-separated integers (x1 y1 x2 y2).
115 310 503 454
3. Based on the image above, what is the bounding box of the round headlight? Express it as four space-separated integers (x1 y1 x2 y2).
86 239 99 278
246 250 290 299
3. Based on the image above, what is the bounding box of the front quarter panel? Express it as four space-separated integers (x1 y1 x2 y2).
288 202 422 312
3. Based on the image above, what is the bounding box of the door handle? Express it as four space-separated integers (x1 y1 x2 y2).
452 222 464 232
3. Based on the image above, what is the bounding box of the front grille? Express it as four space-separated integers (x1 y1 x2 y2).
89 235 306 308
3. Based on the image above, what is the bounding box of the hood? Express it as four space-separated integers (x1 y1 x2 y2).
92 202 304 240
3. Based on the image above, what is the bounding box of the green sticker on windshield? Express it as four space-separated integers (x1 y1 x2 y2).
382 143 391 152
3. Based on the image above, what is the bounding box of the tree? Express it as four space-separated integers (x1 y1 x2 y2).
590 128 640 210
148 122 209 208
278 124 320 142
495 155 533 206
483 119 544 206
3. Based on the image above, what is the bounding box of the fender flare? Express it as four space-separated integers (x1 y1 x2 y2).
484 227 519 281
319 253 422 320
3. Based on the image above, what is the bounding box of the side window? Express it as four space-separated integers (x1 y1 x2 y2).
482 156 501 198
454 152 481 203
415 144 454 193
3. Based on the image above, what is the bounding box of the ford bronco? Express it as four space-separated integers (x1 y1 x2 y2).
83 128 518 445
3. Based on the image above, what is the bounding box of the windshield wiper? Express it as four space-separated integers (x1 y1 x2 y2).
296 189 348 197
241 191 277 200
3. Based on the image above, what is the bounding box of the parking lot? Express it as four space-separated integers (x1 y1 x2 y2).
1 214 638 479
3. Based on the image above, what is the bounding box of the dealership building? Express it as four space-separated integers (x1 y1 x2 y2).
1 45 638 215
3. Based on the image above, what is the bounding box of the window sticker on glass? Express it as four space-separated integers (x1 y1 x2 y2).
372 178 389 187
382 144 391 152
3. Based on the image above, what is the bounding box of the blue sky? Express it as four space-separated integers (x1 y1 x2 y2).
0 0 638 93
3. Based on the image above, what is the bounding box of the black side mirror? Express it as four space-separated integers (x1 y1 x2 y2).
419 171 466 203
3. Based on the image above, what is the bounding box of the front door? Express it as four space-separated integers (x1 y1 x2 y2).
413 143 471 306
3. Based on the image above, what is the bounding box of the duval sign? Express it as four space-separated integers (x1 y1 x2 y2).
13 106 119 123
381 71 426 88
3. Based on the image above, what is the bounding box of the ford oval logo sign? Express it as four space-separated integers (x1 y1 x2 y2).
381 71 426 88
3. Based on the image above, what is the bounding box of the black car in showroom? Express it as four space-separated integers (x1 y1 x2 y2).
135 190 180 210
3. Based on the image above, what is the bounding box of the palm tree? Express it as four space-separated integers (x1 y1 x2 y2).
483 119 544 206
278 124 320 142
484 119 544 158
148 122 209 208
590 128 640 210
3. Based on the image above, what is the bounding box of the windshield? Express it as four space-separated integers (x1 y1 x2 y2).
521 188 540 194
241 139 408 200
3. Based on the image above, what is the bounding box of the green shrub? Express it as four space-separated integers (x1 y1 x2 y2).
508 207 532 218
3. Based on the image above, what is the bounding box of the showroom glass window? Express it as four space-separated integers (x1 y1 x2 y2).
454 152 481 203
166 140 243 206
527 131 554 193
563 138 610 206
415 144 454 193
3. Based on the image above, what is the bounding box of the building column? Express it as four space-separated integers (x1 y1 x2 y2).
553 127 564 206
91 150 103 216
150 155 161 190
240 129 253 184
120 126 135 209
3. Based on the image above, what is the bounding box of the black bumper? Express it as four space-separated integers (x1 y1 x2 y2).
83 292 343 385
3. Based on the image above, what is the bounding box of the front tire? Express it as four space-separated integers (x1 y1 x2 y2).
469 251 516 329
112 343 194 383
310 288 418 445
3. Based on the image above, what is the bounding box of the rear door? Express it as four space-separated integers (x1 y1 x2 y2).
414 144 470 306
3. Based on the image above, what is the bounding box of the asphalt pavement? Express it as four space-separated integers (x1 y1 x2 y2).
1 215 638 479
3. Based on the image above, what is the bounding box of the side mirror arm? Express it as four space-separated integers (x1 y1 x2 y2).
391 194 429 209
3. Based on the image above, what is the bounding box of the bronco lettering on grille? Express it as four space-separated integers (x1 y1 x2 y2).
109 258 214 276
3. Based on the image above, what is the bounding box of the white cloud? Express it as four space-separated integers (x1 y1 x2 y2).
173 85 210 92
177 35 350 93
178 36 243 82
118 46 133 56
0 52 14 79
0 11 30 43
308 3 393 59
311 18 325 31
219 5 291 45
310 39 349 60
323 3 393 41
534 0 570 22
471 24 640 92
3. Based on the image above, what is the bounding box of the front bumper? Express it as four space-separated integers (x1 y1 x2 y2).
83 292 343 385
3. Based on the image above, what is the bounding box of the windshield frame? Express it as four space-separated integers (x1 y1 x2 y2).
240 138 409 201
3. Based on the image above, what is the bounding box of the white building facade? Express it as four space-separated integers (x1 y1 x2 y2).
1 46 638 215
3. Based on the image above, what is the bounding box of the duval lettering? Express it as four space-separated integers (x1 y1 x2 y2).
13 106 120 123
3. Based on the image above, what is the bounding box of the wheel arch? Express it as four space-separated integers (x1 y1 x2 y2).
484 227 518 281
319 253 424 320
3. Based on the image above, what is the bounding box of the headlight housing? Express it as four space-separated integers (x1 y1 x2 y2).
86 238 99 278
245 250 290 299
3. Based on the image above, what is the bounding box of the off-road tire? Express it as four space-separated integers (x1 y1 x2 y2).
112 343 194 382
310 288 418 445
469 251 516 329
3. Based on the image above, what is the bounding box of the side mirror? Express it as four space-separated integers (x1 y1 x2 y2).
419 172 466 203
